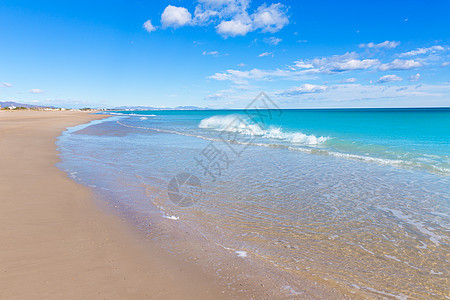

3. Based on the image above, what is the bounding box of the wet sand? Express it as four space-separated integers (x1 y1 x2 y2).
0 110 227 299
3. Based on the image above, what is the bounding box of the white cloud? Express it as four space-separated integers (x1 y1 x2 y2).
193 7 219 26
143 20 156 33
275 83 450 107
205 93 225 101
279 84 327 96
409 73 421 82
378 59 423 71
341 78 357 83
252 3 289 33
202 50 219 56
161 5 192 29
209 67 306 84
1 82 12 87
258 52 273 57
216 18 252 37
442 62 450 67
293 61 314 69
329 59 379 72
263 37 282 46
359 41 401 49
186 0 289 37
29 89 44 94
294 52 379 73
237 62 246 67
377 74 403 83
400 45 447 57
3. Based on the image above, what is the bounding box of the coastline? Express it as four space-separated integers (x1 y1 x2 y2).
0 110 226 299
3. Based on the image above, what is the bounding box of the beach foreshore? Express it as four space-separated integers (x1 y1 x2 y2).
0 110 226 299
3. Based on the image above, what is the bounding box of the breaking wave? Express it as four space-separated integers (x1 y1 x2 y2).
199 115 328 146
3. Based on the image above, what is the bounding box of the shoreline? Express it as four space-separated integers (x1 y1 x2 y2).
0 110 227 299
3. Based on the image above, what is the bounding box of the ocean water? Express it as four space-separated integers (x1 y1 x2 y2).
57 108 449 298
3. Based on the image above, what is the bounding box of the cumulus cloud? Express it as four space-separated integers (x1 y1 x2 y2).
263 37 282 46
359 40 401 49
161 5 192 29
278 84 327 96
1 82 12 87
29 89 44 94
143 20 156 33
158 0 289 37
378 59 422 71
377 75 403 83
408 73 421 81
400 45 447 57
252 3 289 33
216 18 252 37
258 52 273 57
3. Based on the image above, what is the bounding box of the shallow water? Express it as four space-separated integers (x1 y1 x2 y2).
58 109 450 298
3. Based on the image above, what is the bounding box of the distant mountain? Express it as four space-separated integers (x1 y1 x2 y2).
110 105 210 110
0 101 57 109
110 105 157 110
174 106 210 110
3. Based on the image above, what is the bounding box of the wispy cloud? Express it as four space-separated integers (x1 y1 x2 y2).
400 45 448 57
359 40 401 49
341 78 357 83
1 82 12 87
408 73 421 82
293 52 379 73
263 37 282 46
202 50 220 56
377 74 403 83
278 84 328 96
29 88 44 94
209 68 312 84
258 52 273 57
378 59 422 71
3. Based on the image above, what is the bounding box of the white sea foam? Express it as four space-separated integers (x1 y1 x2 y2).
109 112 156 117
199 115 328 146
377 206 445 246
129 113 156 117
235 250 247 257
162 214 179 220
116 119 449 175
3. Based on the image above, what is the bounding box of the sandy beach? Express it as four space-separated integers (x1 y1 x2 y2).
0 110 226 299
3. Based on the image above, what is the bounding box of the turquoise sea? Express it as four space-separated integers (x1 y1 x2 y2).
58 108 449 298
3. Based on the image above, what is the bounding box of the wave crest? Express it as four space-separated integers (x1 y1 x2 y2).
199 115 328 146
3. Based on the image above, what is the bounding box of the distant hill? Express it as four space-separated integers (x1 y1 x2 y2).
110 105 210 110
0 101 57 109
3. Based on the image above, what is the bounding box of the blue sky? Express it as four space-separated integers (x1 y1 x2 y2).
1 0 450 108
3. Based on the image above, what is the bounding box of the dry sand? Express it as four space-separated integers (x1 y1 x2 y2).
0 110 227 299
